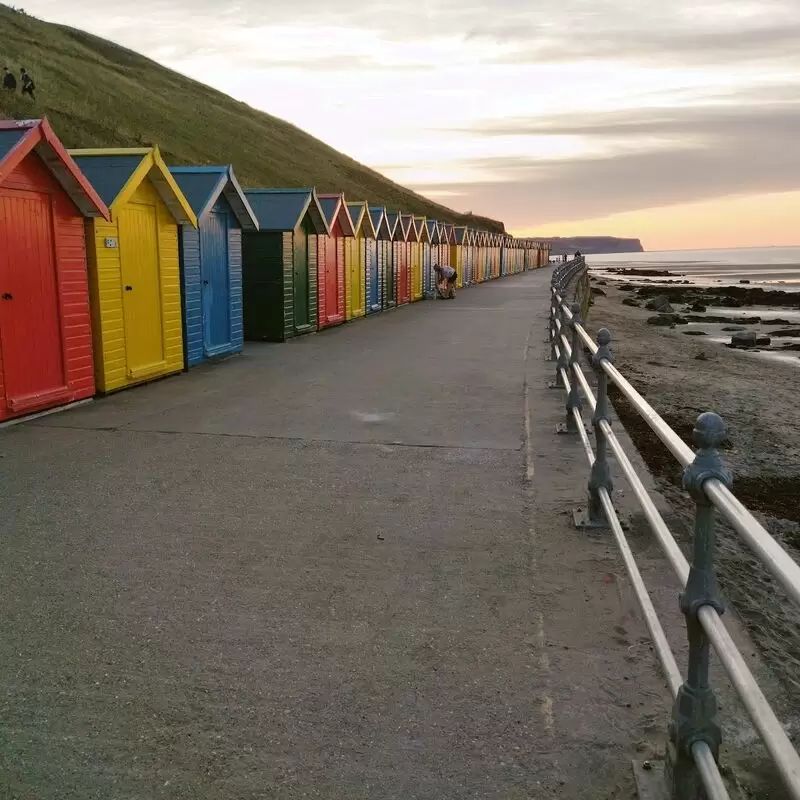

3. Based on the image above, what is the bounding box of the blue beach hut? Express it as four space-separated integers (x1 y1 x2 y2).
369 207 392 314
169 165 258 368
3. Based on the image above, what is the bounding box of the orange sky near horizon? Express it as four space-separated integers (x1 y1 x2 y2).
523 191 800 251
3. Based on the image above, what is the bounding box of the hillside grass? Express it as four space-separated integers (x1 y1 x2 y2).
0 4 503 231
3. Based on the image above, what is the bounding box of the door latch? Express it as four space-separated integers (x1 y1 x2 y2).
1 292 12 300
124 285 133 292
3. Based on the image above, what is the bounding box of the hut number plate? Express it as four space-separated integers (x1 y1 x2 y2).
104 238 119 248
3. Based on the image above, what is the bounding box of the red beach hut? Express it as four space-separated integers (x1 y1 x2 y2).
397 213 414 305
317 193 355 329
0 118 109 422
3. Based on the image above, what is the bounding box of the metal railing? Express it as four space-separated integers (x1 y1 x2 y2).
548 258 800 800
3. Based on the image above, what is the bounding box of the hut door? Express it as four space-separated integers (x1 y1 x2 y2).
367 240 379 310
293 227 310 329
119 204 165 376
325 235 338 322
0 191 67 413
200 210 231 353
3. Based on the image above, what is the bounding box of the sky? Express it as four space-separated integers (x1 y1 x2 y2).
20 0 800 249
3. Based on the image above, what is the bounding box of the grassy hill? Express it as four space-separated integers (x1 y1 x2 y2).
0 4 504 231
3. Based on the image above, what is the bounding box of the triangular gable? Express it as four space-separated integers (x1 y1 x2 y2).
368 207 392 239
426 220 440 244
70 146 197 227
400 214 419 242
169 165 259 231
347 202 376 238
318 193 355 237
0 118 108 219
385 211 401 240
243 188 329 234
414 217 430 244
454 226 468 245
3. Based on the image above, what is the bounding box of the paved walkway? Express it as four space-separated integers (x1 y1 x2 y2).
0 270 671 799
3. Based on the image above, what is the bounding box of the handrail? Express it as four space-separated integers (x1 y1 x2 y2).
547 258 800 800
558 293 800 608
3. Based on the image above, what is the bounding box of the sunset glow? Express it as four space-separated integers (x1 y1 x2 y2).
20 0 800 248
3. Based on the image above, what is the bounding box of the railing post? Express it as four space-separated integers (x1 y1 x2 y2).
548 287 559 360
575 328 613 528
667 412 731 800
559 303 583 433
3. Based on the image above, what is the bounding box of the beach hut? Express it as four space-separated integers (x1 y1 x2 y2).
383 211 400 308
478 231 489 282
396 213 414 305
70 146 197 394
425 219 440 295
491 233 501 279
409 217 424 301
169 166 258 368
466 229 477 284
512 238 520 273
0 118 108 421
317 193 355 330
453 227 468 288
368 206 390 313
415 216 434 299
401 214 420 302
241 189 329 341
345 201 373 320
501 235 509 276
437 223 448 273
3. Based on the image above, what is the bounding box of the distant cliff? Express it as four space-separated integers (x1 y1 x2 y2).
542 237 644 256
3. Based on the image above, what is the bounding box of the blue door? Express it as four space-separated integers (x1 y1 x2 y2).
366 239 380 312
200 209 232 354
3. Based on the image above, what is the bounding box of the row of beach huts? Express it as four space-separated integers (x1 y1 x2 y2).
0 118 551 424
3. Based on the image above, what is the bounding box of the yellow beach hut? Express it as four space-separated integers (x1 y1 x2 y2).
345 200 373 320
70 147 197 393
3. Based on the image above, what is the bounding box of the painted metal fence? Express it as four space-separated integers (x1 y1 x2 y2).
549 257 800 800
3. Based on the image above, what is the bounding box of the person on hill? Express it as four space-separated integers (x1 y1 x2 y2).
2 67 16 91
19 68 35 100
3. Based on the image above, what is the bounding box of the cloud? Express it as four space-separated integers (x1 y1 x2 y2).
408 95 800 226
19 0 800 244
461 97 800 140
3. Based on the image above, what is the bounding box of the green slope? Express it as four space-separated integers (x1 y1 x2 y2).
0 4 504 231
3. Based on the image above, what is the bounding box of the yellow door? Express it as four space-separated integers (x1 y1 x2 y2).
351 238 364 317
119 204 165 377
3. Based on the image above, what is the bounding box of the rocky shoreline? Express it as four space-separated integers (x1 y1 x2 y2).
593 280 800 354
583 275 800 742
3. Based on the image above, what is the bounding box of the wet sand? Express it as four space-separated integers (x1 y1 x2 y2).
584 274 800 729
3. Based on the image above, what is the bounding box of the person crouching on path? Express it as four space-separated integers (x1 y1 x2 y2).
434 263 457 299
20 68 35 100
2 67 16 91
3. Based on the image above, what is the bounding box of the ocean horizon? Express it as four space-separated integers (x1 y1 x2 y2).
587 245 800 287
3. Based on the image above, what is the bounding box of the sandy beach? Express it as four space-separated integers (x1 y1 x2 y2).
582 268 800 731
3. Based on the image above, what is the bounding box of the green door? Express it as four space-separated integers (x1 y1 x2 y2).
293 226 309 330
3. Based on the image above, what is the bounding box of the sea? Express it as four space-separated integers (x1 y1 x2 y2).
586 246 800 366
587 246 800 288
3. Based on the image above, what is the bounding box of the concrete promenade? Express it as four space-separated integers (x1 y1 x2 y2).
0 269 672 799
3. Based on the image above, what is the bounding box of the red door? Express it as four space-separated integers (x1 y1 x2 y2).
0 190 67 416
